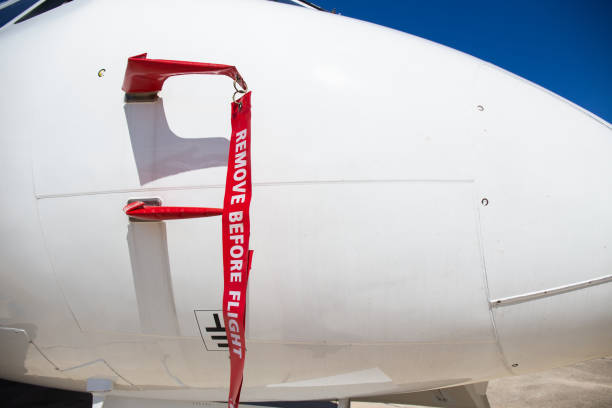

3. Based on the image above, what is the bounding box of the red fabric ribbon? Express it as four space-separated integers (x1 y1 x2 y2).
222 91 253 408
122 55 252 408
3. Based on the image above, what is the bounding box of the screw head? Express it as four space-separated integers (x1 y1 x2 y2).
481 198 489 206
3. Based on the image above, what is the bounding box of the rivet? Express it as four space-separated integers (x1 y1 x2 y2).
97 68 106 77
512 363 519 367
481 198 489 206
477 105 484 111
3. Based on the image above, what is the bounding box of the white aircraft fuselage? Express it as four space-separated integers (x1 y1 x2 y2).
0 0 611 404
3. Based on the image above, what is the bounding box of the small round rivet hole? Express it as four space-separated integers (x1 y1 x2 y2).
512 363 519 368
477 105 484 111
481 198 489 206
97 69 106 77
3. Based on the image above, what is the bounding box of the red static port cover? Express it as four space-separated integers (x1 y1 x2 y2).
122 53 247 94
124 201 222 221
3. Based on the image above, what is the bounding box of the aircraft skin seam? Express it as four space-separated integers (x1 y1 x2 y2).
469 67 514 374
0 327 60 370
162 354 186 387
29 154 85 334
244 339 499 346
0 329 137 388
472 188 514 376
59 358 135 387
34 179 476 200
29 338 62 371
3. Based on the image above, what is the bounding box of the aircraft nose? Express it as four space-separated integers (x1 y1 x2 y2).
472 64 612 374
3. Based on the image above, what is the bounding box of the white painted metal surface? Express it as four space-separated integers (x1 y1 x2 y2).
0 0 610 404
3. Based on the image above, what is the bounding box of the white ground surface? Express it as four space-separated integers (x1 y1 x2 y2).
487 357 612 408
352 357 612 408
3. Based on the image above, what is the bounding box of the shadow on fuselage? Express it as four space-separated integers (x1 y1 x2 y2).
124 98 229 185
127 221 180 337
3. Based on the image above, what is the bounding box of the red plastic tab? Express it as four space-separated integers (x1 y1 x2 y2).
122 53 247 94
124 201 222 221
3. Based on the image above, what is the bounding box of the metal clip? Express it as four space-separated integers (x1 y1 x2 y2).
233 76 248 109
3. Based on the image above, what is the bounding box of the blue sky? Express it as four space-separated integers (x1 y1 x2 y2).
314 0 612 123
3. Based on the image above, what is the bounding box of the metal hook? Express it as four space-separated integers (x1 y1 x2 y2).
234 76 248 93
232 91 244 111
232 90 245 103
232 76 247 110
